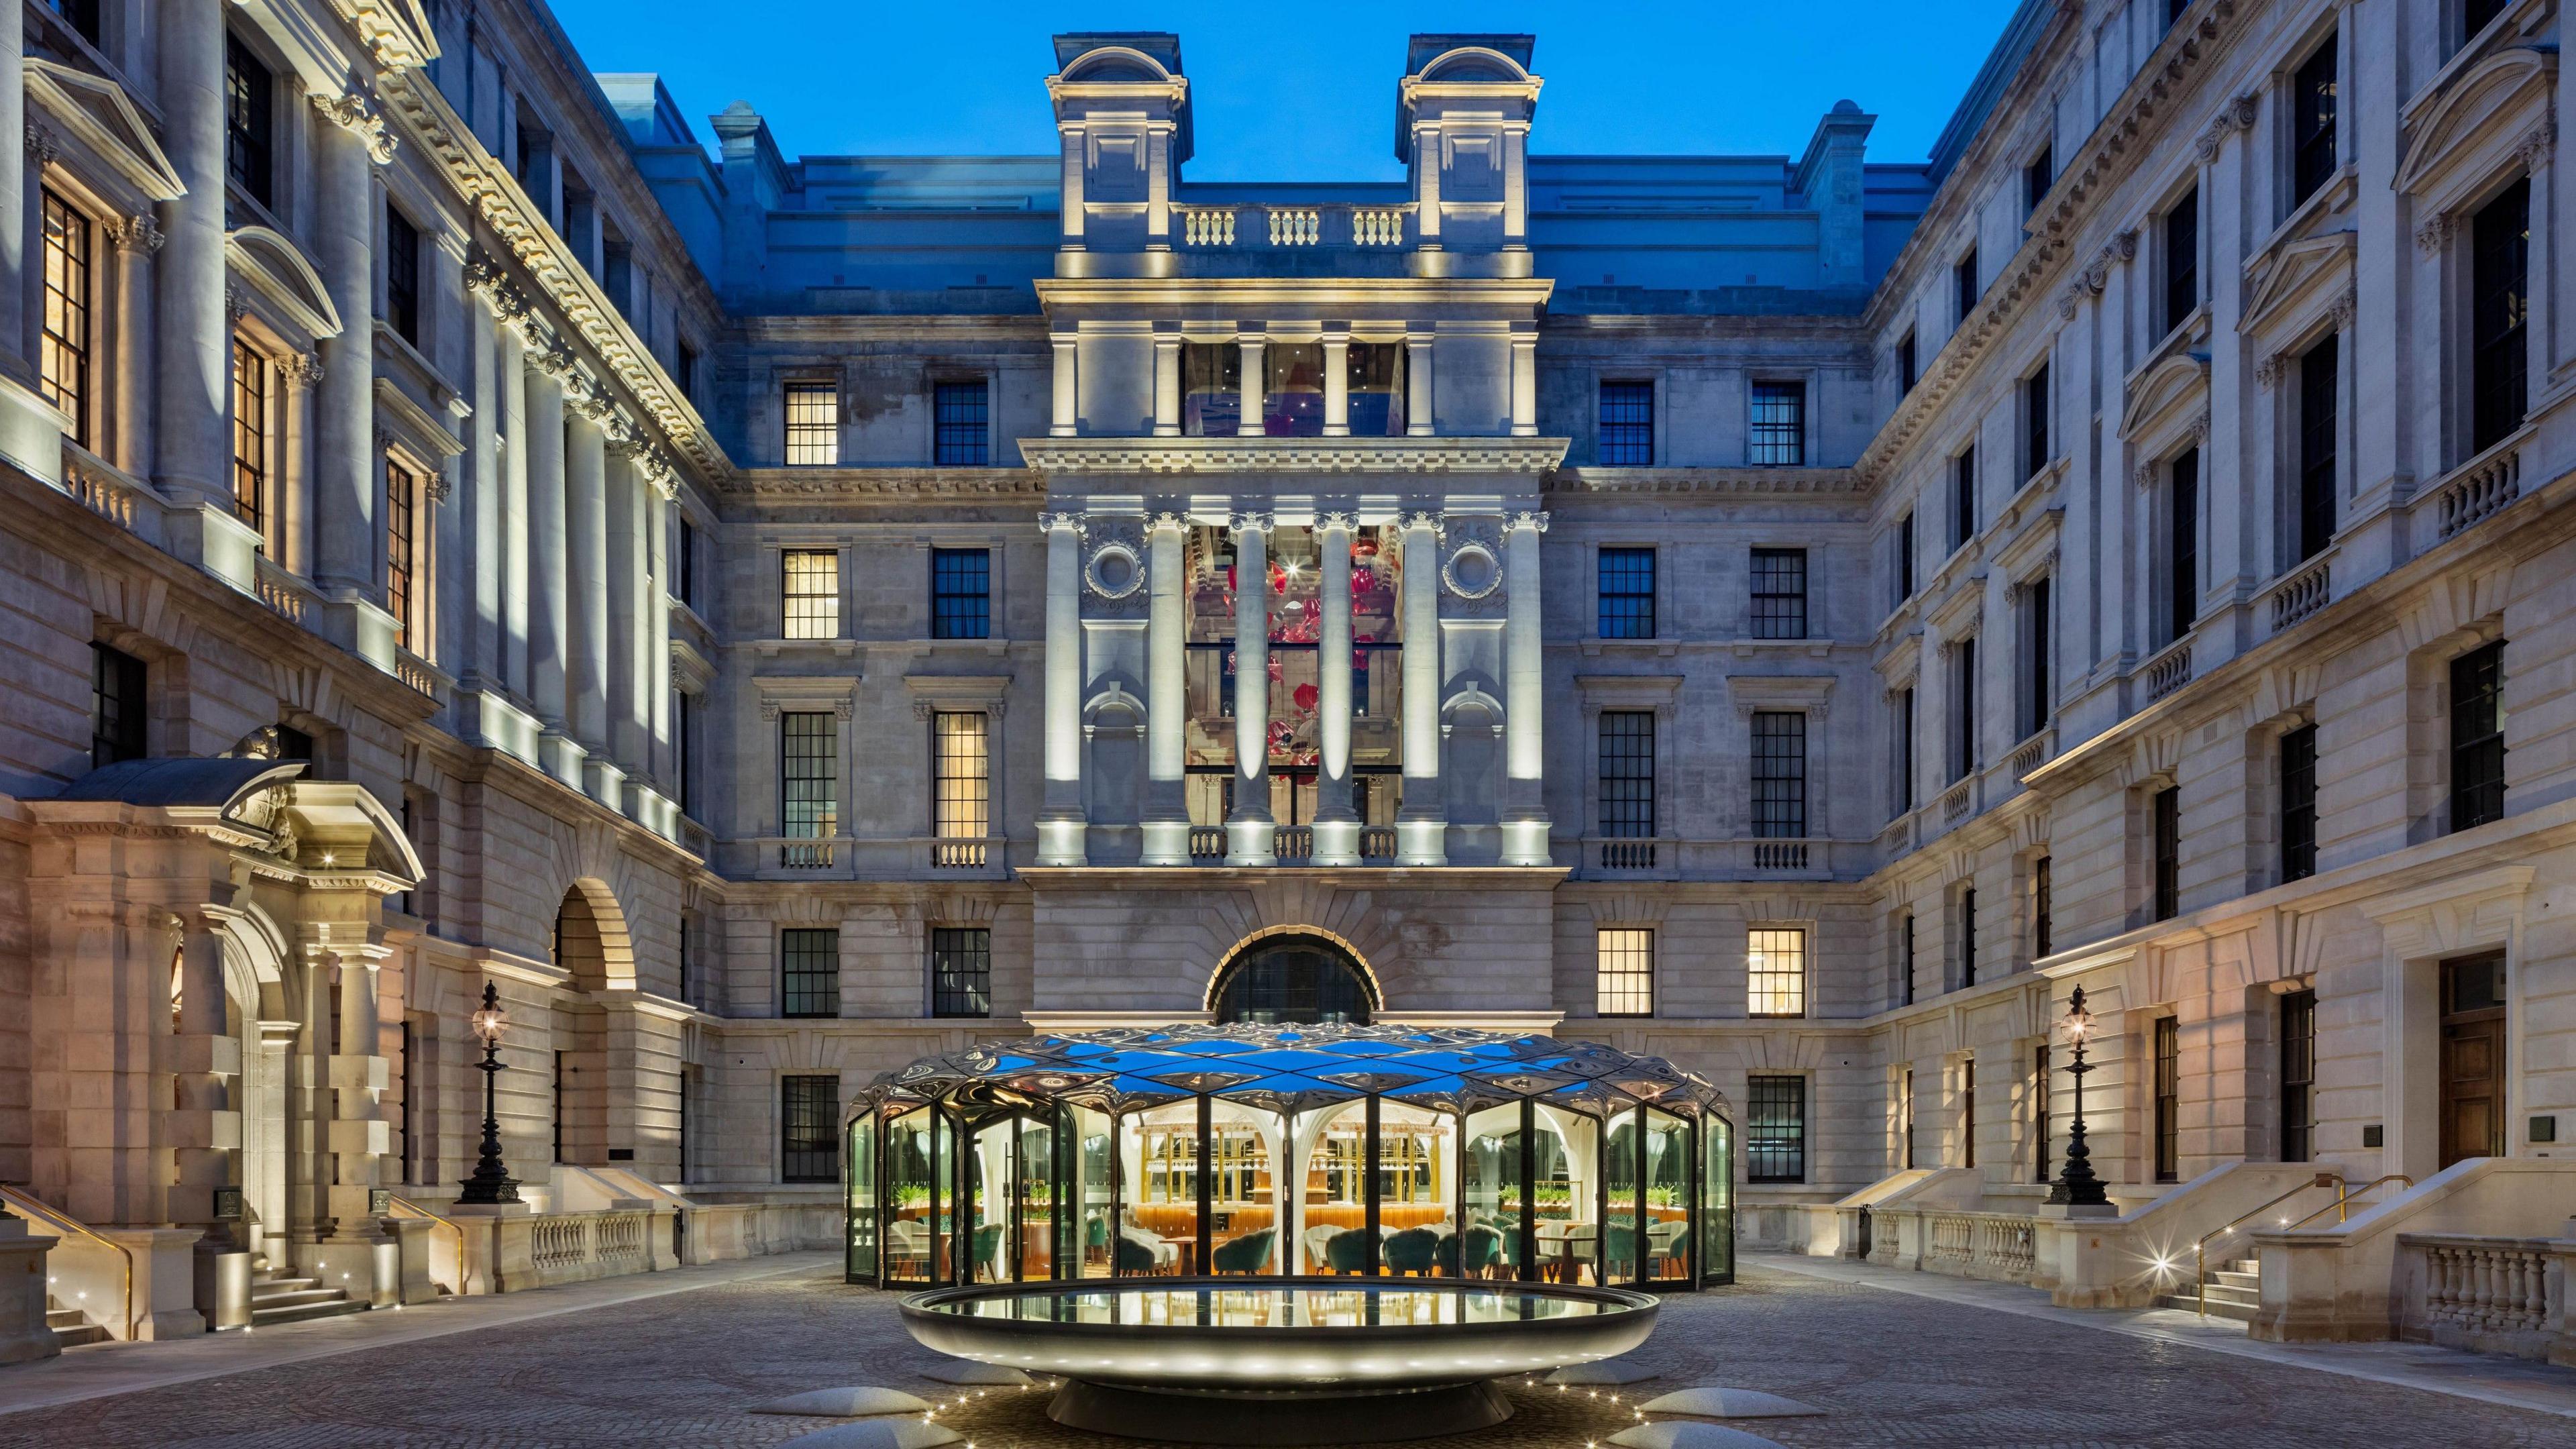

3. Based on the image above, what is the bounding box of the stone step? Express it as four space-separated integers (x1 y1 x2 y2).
2153 1292 2255 1324
251 1287 348 1310
45 1299 109 1348
2197 1282 2259 1307
2211 1269 2260 1291
250 1296 367 1327
252 1274 319 1293
49 1322 110 1348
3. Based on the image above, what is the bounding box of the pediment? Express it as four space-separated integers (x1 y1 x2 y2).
227 227 342 340
2394 48 2556 207
25 59 184 201
2118 352 2209 442
2241 231 2355 342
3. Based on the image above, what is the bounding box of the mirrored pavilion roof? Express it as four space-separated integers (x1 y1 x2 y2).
851 1022 1729 1122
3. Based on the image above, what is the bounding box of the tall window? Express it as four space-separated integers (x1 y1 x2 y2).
231 339 267 535
2450 641 2507 831
90 642 146 767
780 711 839 846
2153 1016 2181 1182
930 547 990 639
2471 177 2530 455
1952 447 1977 550
1953 248 1979 324
224 34 274 207
784 381 839 465
1748 927 1806 1018
1746 1075 1806 1183
50 1 103 45
39 191 89 447
780 1074 840 1181
2167 447 2200 641
676 339 699 402
1750 712 1807 839
1597 379 1653 464
2298 335 2338 561
1598 711 1655 839
1894 511 1917 603
780 928 839 1019
1595 928 1654 1018
2152 786 2182 920
1900 912 1917 1007
1597 547 1655 639
932 712 990 841
1897 331 1917 394
2023 364 2049 479
2280 989 2317 1163
2033 1044 2053 1184
1749 547 1808 639
384 204 422 345
2162 186 2199 333
675 690 696 817
1957 886 1978 988
1898 686 1917 812
2292 34 2339 207
1960 1057 1977 1169
781 549 839 639
1748 380 1805 465
2022 577 2052 739
930 926 991 1018
386 459 419 652
677 517 699 610
1951 637 1978 782
933 379 989 466
2280 724 2318 882
2031 855 2053 959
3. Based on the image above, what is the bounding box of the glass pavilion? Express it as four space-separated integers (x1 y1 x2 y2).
843 1024 1733 1291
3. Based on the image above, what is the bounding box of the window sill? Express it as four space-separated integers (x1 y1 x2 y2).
754 637 859 658
1726 638 1835 659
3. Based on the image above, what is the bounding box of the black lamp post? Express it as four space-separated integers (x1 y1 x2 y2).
2045 985 2111 1208
455 982 521 1205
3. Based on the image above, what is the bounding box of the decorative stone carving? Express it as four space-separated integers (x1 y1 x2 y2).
1314 511 1358 535
527 337 577 378
277 352 325 390
1228 511 1273 537
107 214 163 255
1399 510 1444 541
312 89 398 164
1085 539 1143 600
21 122 57 168
2415 215 2455 256
2254 355 2282 391
1503 509 1551 537
1038 511 1087 539
223 284 248 327
1442 539 1502 599
2516 118 2557 172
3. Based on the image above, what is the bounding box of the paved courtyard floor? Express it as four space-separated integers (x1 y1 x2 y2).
3 1250 2575 1447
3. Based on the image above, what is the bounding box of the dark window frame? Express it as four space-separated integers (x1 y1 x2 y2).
2163 185 2200 335
384 203 423 346
1748 380 1806 466
781 1073 841 1182
90 641 146 767
2153 1015 2182 1182
2153 786 2182 922
930 926 992 1019
1954 248 1980 325
2291 34 2339 207
2024 144 2053 217
1750 710 1807 839
1895 511 1917 604
2450 640 2507 831
1958 885 1979 989
1951 636 1978 782
224 34 275 207
2023 363 2051 480
2023 576 2053 739
38 189 89 448
1598 710 1656 839
2168 447 2200 642
1896 331 1917 394
1745 1075 1807 1183
1596 547 1656 640
780 710 839 843
1952 447 1978 551
932 378 990 466
1749 547 1809 640
930 546 991 641
2471 176 2531 456
1597 378 1654 466
780 927 840 1020
2031 854 2053 959
2280 988 2317 1163
2297 335 2339 561
2280 723 2318 882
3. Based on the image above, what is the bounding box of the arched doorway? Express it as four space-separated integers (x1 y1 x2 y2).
1208 934 1377 1025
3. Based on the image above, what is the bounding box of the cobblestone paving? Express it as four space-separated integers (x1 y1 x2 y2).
8 1263 2574 1448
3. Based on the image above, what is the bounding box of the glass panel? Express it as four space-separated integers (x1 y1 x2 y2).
969 1118 1012 1282
932 1110 957 1281
1462 1104 1524 1281
885 1107 936 1283
1533 1106 1600 1285
1702 1114 1735 1285
1603 1108 1641 1284
1346 341 1405 437
1642 1110 1690 1282
1183 343 1241 437
1293 1101 1368 1273
1209 1099 1284 1273
1265 342 1325 435
1018 1117 1055 1281
846 1111 877 1281
1119 1102 1199 1275
1376 1102 1457 1276
1073 1104 1115 1279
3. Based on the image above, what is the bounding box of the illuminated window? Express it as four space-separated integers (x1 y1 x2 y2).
1748 928 1807 1018
39 191 89 447
386 458 419 651
231 338 267 535
1595 928 1653 1018
781 549 839 639
932 712 989 841
784 381 839 465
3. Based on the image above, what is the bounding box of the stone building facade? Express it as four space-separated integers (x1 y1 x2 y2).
1 0 2573 1352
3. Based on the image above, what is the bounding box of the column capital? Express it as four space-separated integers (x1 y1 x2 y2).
527 335 577 379
311 88 398 164
108 213 165 255
1399 510 1444 539
1147 510 1189 535
278 351 324 390
21 121 58 170
1503 510 1551 537
1228 510 1274 537
1315 511 1358 535
1038 511 1087 538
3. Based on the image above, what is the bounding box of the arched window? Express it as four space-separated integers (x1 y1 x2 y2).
1210 936 1375 1024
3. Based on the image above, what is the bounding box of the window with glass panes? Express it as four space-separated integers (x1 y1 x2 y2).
1750 712 1806 839
2280 989 2317 1162
225 34 273 206
50 0 103 44
2466 0 2510 46
932 712 989 841
1952 447 1977 549
1746 1075 1806 1183
780 1073 840 1181
1594 928 1653 1017
1597 547 1654 639
2168 448 2200 641
2472 178 2530 455
1748 928 1806 1018
1597 379 1653 465
2153 1015 2180 1181
2451 641 2506 831
2298 336 2337 561
678 517 698 608
779 712 837 842
2153 786 2182 920
39 191 88 447
1598 710 1654 839
1900 912 1916 1006
1749 548 1807 639
2034 1045 2053 1183
1954 248 1979 323
1960 1057 1976 1169
2032 855 2053 959
2023 364 2049 477
1958 885 1979 987
1897 331 1917 393
1895 511 1917 602
2022 577 2052 739
780 928 839 1019
1748 380 1805 465
90 642 145 767
781 549 839 638
231 339 266 533
2024 144 2053 215
2280 724 2318 882
1951 637 1978 782
930 926 991 1018
930 547 989 639
932 379 989 466
2163 186 2199 333
2292 35 2338 207
783 381 839 464
386 459 418 651
385 204 421 345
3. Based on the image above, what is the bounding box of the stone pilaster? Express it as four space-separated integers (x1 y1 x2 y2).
1397 511 1447 865
1312 511 1360 863
1140 511 1189 865
1500 510 1551 865
1037 511 1087 864
105 215 162 479
1226 511 1277 865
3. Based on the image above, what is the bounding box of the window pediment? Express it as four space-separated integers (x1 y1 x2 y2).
2118 352 2209 444
228 226 342 341
26 60 183 202
2240 231 2356 351
2394 47 2556 218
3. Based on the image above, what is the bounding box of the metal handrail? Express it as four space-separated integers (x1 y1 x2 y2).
386 1193 468 1294
0 1183 136 1340
2279 1174 2414 1233
2192 1171 2344 1320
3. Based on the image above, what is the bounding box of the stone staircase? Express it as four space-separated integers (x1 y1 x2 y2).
248 1256 367 1327
45 1295 108 1348
2154 1255 2258 1324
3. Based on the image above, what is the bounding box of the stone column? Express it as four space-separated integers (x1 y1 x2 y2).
1141 511 1189 865
19 131 44 378
0 0 27 380
105 217 162 476
644 472 674 792
275 353 320 578
310 96 380 602
168 908 239 1232
1397 511 1446 865
603 437 647 778
1152 333 1181 437
1037 511 1087 865
152 0 240 526
525 347 574 770
1312 512 1360 863
1050 331 1077 436
1500 511 1552 865
1405 332 1434 437
565 392 612 794
500 324 531 696
1236 337 1265 437
307 931 390 1300
1226 511 1276 865
1323 335 1350 437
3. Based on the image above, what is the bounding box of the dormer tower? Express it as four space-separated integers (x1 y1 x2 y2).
1396 35 1541 278
1047 32 1191 276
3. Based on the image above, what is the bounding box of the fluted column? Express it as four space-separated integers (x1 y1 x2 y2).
500 325 532 696
1140 511 1189 865
310 94 381 601
1397 511 1446 865
565 392 612 783
1500 511 1552 865
464 266 502 688
275 353 321 578
645 476 673 791
602 432 647 779
1236 337 1265 437
1037 511 1088 865
525 347 574 764
1226 512 1276 865
1312 512 1360 863
152 0 233 514
1323 335 1350 437
107 215 162 478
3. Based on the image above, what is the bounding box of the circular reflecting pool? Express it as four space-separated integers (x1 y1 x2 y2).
901 1276 1658 1444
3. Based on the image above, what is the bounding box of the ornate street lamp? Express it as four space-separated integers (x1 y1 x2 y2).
455 982 521 1205
2045 985 2111 1208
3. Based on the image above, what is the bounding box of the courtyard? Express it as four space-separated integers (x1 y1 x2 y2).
2 1252 2572 1448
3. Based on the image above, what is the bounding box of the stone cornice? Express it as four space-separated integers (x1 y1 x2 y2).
740 467 1047 501
1032 276 1557 312
1020 436 1570 476
1548 466 1864 496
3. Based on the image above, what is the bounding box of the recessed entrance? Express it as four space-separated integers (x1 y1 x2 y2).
2439 953 2507 1168
1208 934 1375 1025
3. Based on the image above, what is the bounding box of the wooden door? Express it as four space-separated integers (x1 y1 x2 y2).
2439 955 2508 1168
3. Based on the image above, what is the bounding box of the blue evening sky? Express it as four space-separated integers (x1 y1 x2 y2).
546 1 2023 180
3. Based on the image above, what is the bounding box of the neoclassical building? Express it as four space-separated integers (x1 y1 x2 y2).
2 0 2573 1358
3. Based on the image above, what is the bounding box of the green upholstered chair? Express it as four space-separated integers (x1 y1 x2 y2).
1114 1234 1160 1275
1458 1223 1504 1278
1324 1227 1371 1274
1382 1226 1440 1276
1212 1227 1275 1274
972 1223 1007 1280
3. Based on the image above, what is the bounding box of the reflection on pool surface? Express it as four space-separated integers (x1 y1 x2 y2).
922 1285 1627 1327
